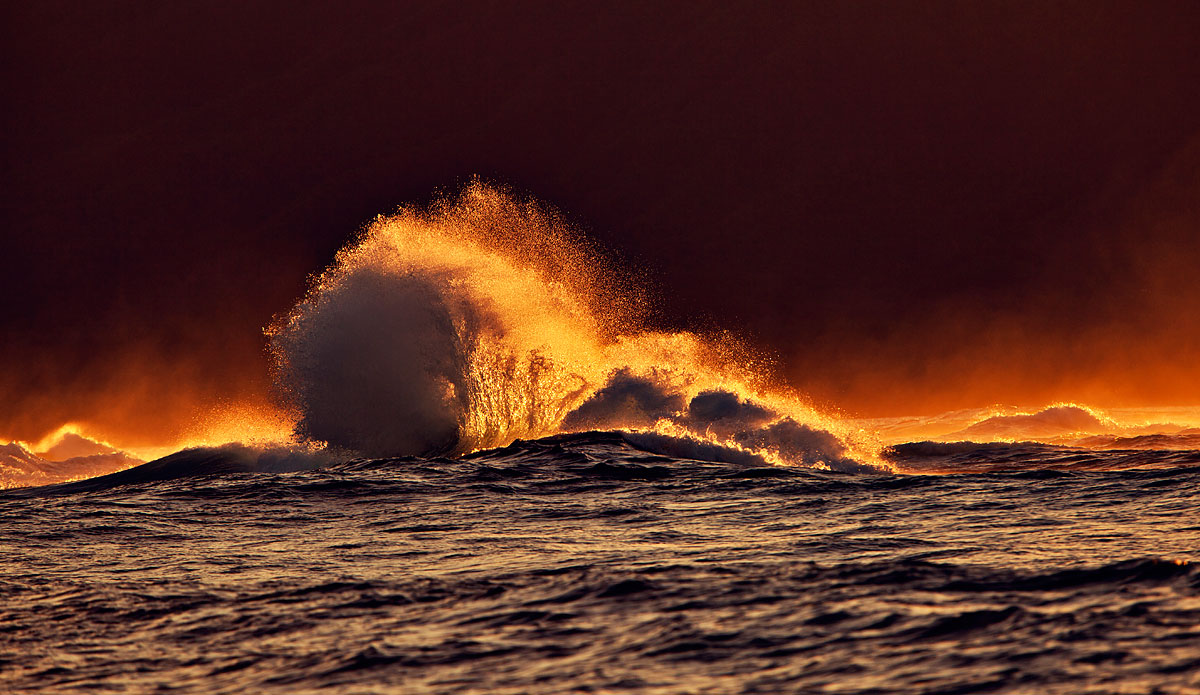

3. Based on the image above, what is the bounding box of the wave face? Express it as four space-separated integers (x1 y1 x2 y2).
268 184 884 472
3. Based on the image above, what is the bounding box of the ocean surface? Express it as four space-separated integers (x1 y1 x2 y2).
3 431 1199 694
5 190 1198 692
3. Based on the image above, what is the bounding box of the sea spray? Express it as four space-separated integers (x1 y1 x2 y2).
268 183 887 472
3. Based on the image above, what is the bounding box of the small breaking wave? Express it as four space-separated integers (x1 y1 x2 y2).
0 428 145 489
949 404 1116 441
1 440 142 489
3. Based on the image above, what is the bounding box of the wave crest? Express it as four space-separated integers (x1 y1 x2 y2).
268 183 885 472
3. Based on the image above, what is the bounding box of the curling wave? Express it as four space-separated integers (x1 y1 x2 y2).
268 183 886 472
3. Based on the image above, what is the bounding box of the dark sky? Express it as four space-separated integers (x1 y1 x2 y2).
3 1 1200 443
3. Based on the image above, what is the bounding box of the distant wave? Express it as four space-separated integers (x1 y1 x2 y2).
0 439 141 489
862 403 1200 449
948 405 1115 440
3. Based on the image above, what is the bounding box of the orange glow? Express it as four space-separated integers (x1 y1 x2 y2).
123 401 299 462
267 183 889 470
1 400 297 488
857 402 1200 447
788 135 1200 421
6 178 1200 483
26 423 123 460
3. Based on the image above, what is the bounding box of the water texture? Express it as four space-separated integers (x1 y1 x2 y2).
6 187 1199 693
3 432 1198 694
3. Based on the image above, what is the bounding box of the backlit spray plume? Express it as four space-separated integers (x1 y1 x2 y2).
267 183 887 472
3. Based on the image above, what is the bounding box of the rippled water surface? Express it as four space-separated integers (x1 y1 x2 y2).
3 433 1199 694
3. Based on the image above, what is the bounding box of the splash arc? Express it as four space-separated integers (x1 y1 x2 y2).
267 183 888 472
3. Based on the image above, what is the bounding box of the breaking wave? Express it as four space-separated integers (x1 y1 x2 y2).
267 183 886 473
11 183 1200 488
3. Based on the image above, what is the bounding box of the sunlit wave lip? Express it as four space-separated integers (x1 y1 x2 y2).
24 423 124 461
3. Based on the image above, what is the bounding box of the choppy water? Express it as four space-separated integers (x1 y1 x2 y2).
3 432 1198 694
